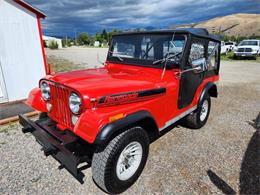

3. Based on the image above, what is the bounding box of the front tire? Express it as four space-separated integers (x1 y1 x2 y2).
92 127 149 194
181 94 211 129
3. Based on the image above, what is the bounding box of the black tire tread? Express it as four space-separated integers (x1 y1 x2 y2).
92 126 149 193
182 93 211 129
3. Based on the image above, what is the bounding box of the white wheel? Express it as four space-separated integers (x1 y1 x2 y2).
92 127 149 194
200 99 209 121
116 141 143 181
181 94 211 129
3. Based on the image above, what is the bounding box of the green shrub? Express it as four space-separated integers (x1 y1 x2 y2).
48 40 58 49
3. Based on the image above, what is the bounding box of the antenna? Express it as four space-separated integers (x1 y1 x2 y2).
161 32 175 80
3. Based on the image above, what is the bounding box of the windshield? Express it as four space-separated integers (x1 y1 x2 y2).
239 41 258 46
108 34 186 67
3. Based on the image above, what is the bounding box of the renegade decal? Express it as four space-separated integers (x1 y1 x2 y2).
98 88 166 106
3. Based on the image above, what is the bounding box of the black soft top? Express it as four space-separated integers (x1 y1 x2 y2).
113 28 220 42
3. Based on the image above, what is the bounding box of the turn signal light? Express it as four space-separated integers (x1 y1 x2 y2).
109 113 124 122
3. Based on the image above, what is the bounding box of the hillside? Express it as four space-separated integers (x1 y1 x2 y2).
171 14 260 37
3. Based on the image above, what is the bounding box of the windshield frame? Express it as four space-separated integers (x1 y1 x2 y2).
107 32 188 69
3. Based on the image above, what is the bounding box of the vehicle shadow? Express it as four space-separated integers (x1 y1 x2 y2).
207 113 260 194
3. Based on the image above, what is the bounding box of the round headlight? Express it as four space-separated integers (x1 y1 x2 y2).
69 93 81 114
40 82 50 100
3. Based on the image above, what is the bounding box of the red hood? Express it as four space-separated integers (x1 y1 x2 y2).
46 64 164 100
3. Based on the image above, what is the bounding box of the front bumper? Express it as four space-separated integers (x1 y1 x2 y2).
19 114 94 184
234 52 257 57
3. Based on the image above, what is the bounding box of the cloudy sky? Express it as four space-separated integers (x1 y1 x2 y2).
26 0 259 37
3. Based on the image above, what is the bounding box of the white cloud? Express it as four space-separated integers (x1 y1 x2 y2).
26 0 259 35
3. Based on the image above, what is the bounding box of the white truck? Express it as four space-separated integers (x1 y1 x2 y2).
221 41 236 55
234 39 260 59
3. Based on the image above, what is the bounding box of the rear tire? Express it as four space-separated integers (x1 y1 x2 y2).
181 94 211 129
92 127 149 194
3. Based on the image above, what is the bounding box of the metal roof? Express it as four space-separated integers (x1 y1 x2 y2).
14 0 46 18
114 28 221 41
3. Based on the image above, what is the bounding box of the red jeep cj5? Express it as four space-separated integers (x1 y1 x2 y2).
20 28 220 194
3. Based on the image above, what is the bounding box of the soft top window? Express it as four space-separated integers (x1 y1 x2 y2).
108 34 186 67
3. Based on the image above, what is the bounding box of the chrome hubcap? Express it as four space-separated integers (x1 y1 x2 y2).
200 100 209 121
116 141 143 181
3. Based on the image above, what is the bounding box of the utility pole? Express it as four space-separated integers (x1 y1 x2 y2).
74 30 77 45
66 35 68 47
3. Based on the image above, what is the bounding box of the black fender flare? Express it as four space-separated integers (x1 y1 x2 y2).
199 82 218 105
94 110 158 145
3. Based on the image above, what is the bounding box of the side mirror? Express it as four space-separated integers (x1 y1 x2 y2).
191 58 207 72
174 58 207 78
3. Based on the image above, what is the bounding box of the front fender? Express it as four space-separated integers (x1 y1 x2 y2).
26 88 47 112
73 110 158 144
94 110 158 145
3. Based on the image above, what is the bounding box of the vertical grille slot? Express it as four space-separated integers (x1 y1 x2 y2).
48 83 73 129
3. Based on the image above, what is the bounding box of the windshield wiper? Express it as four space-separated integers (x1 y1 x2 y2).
153 51 183 65
108 51 124 62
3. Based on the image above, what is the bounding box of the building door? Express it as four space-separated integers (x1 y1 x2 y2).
0 60 8 103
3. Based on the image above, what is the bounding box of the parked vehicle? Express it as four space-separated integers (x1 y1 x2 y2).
221 41 236 54
225 41 236 51
234 39 260 59
19 28 220 194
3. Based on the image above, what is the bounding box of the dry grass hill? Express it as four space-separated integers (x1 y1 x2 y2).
171 14 260 37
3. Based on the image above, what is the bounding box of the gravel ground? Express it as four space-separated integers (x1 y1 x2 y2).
45 47 108 69
0 48 259 194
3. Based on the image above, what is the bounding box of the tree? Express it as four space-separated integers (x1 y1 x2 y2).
95 33 104 43
77 32 90 45
101 29 108 42
107 29 120 43
48 40 58 49
89 36 95 46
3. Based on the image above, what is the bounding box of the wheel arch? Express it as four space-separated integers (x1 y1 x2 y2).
199 82 218 105
94 110 159 145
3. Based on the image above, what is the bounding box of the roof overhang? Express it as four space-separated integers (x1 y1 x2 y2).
14 0 46 18
113 28 221 42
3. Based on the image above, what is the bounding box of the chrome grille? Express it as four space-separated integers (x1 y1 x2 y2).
238 48 253 52
48 83 73 129
245 48 252 52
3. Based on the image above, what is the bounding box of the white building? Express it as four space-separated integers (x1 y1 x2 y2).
0 0 47 104
43 35 63 49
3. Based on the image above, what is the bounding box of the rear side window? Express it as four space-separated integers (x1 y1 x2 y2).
208 41 219 70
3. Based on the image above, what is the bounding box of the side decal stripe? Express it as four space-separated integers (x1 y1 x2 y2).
98 88 166 104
